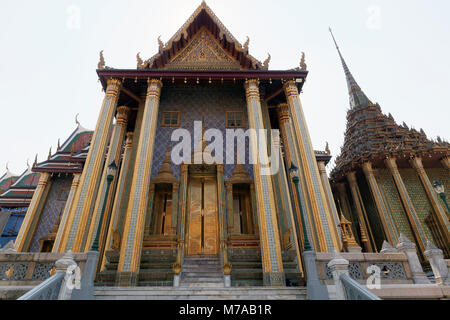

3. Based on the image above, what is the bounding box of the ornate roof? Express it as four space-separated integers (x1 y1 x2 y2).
33 122 93 174
329 30 450 179
137 1 265 70
0 163 39 208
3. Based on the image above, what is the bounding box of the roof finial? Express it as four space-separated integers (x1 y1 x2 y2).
137 52 144 68
158 36 164 51
6 162 9 172
243 36 250 51
300 52 307 70
263 53 271 69
48 147 52 160
57 138 61 152
26 159 30 171
33 154 38 167
325 142 330 155
75 113 80 127
98 50 105 69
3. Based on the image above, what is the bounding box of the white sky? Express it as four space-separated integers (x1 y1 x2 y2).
1 0 449 176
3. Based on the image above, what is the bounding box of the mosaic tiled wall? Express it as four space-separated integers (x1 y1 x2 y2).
151 84 254 181
399 168 434 240
357 174 384 251
375 169 414 241
425 167 450 201
29 175 72 252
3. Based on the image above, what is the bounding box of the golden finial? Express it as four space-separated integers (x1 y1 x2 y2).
243 36 250 51
97 50 105 69
137 52 144 68
158 36 164 51
75 113 80 126
57 138 61 152
33 154 38 167
300 52 307 70
48 147 52 160
263 53 271 69
325 142 330 155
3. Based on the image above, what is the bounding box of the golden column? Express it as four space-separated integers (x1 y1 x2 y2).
410 157 450 240
385 157 428 255
84 106 130 251
15 173 52 252
317 161 342 250
441 157 450 170
244 79 284 286
278 103 318 250
101 133 134 269
53 173 81 252
283 81 340 251
346 171 375 252
362 162 398 245
116 79 162 286
63 78 122 252
170 182 180 235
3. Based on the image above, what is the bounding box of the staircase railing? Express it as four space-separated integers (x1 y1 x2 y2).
340 274 381 300
17 272 65 300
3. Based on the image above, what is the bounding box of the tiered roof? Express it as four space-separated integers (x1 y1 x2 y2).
330 30 450 180
0 163 39 208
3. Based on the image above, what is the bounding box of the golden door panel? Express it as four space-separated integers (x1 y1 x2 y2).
203 180 218 255
186 177 218 256
187 179 202 255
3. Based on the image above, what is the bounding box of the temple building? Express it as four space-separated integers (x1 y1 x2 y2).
9 1 342 288
4 2 449 296
329 30 450 263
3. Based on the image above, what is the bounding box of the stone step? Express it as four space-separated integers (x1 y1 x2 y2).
183 272 223 278
94 287 307 300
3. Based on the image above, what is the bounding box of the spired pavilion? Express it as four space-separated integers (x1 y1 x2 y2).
10 2 342 287
329 30 450 264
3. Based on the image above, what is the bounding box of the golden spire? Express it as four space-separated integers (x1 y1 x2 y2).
243 36 250 51
325 142 330 155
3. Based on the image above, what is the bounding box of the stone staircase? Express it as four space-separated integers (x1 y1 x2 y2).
94 255 307 300
94 286 307 300
180 256 223 287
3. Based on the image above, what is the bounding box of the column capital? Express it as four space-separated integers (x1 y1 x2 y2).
362 161 374 174
181 164 189 175
172 182 180 191
37 172 52 187
125 132 134 149
346 171 357 184
278 103 290 124
441 156 450 170
283 80 299 98
317 161 327 174
116 106 130 127
225 182 233 191
384 157 398 170
146 79 163 98
106 78 122 97
217 164 224 174
244 79 260 100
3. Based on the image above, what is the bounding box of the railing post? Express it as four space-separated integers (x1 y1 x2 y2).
55 251 78 300
327 252 349 300
303 251 329 300
396 233 430 284
424 241 450 286
71 251 99 300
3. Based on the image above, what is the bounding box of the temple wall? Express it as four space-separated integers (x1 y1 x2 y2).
29 175 72 252
399 168 434 240
151 83 253 181
375 169 414 240
425 167 450 201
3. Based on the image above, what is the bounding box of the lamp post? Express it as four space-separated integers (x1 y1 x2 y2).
289 163 312 251
433 180 450 213
91 161 117 252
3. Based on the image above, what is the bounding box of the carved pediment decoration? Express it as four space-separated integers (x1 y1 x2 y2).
165 27 240 70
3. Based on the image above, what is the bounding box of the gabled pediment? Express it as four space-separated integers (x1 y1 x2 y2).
140 1 264 70
165 27 241 70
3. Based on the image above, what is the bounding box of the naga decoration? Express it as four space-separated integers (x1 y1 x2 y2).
263 53 271 69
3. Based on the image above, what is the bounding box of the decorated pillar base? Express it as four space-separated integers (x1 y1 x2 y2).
263 272 286 287
115 272 139 287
